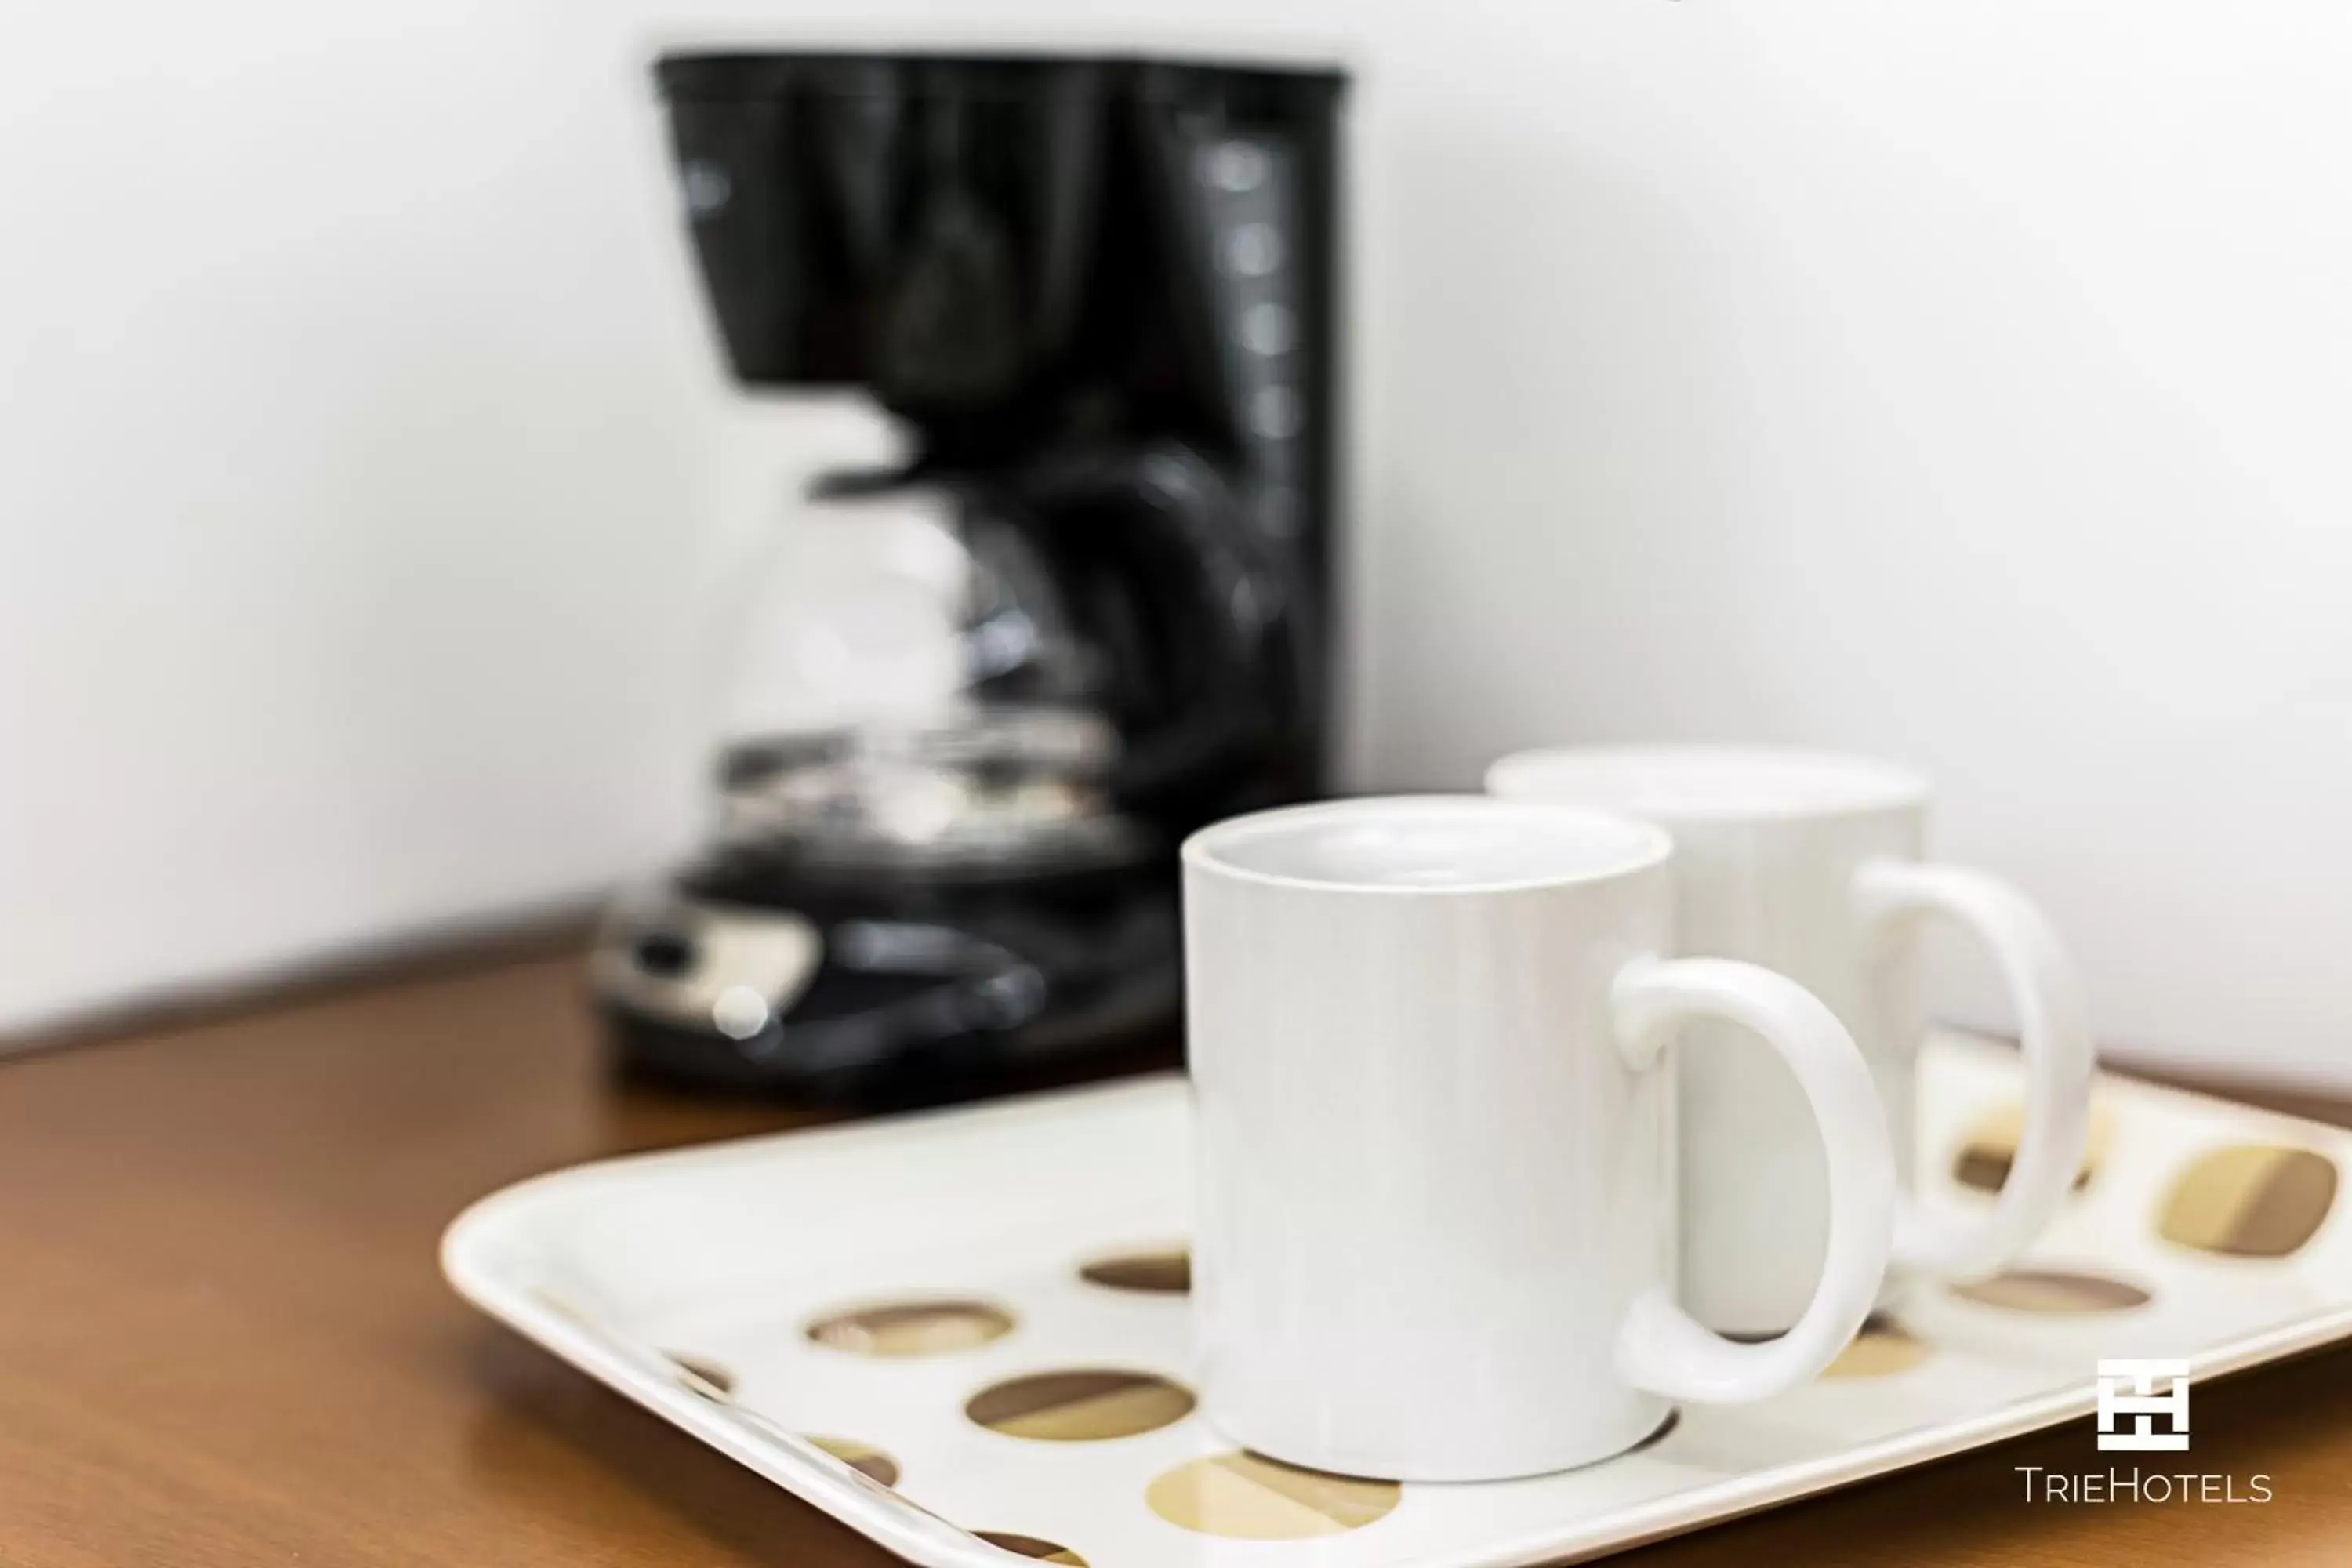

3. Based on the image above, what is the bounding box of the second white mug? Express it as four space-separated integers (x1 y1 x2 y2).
1486 745 2095 1335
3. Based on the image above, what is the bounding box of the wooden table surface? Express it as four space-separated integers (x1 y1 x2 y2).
2 949 2347 1566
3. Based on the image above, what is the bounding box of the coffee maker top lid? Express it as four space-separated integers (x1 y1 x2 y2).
654 51 1346 106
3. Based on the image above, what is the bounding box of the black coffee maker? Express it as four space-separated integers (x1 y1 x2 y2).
595 53 1345 1100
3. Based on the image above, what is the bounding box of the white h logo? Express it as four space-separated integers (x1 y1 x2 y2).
2096 1359 2190 1451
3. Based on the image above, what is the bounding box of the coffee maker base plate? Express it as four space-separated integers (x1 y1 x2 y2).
592 880 1182 1104
601 987 1181 1106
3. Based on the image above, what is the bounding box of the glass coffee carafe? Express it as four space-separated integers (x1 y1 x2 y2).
709 477 1152 880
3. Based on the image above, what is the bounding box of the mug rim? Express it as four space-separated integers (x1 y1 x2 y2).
1181 793 1671 896
1485 744 1930 824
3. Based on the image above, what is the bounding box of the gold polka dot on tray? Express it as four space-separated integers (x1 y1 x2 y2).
807 1434 899 1487
804 1298 1015 1358
663 1350 736 1399
1078 1246 1191 1294
1951 1101 2111 1195
1951 1268 2151 1313
974 1531 1087 1564
2158 1144 2339 1259
1823 1316 1931 1378
967 1369 1195 1441
1147 1450 1400 1540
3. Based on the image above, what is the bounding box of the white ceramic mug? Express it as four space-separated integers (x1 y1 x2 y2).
1181 796 1896 1482
1486 746 2094 1336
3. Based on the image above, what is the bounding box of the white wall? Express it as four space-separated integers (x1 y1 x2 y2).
4 2 2348 1083
1342 0 2352 1086
0 0 722 1028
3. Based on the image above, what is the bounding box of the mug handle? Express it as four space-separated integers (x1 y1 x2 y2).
1852 860 2094 1280
1610 957 1896 1403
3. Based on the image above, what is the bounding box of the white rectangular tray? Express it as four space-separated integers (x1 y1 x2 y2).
444 1033 2352 1566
